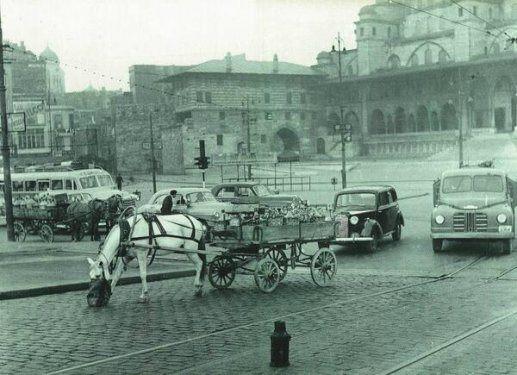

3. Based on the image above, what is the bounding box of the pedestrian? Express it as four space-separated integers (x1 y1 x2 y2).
116 173 123 190
161 189 178 215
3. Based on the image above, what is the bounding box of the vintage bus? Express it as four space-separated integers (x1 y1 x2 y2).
0 168 138 217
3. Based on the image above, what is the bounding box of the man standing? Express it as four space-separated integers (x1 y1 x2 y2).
116 173 123 190
161 189 178 215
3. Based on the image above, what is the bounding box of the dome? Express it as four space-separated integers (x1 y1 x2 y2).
40 46 59 63
317 51 331 59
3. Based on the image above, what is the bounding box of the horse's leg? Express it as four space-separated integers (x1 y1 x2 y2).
136 250 150 303
187 252 204 297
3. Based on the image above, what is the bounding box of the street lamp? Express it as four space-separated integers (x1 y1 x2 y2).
331 33 349 188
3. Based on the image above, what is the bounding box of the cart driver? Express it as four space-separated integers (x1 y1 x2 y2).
161 190 178 215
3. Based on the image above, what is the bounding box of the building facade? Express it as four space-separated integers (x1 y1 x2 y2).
315 0 517 157
160 53 326 164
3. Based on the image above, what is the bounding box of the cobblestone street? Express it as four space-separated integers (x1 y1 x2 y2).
3 258 517 374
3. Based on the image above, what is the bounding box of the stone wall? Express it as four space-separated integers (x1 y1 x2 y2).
114 104 180 175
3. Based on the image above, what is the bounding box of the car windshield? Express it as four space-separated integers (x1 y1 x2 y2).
79 176 99 189
97 174 114 187
252 185 272 196
336 193 376 210
442 175 504 193
186 192 216 203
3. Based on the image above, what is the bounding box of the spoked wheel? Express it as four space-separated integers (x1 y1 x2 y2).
39 224 54 243
14 222 26 242
310 248 337 287
208 255 236 289
76 223 89 242
265 247 288 281
254 258 280 293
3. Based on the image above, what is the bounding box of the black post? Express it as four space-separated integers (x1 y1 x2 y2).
270 321 291 367
0 9 14 241
149 111 157 194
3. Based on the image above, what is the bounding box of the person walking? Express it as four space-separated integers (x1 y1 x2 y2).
116 173 123 190
161 190 178 215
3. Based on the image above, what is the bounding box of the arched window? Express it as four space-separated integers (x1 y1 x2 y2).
424 49 433 65
438 50 448 64
409 54 419 67
388 54 401 70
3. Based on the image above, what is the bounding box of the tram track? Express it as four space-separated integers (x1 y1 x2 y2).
46 255 491 374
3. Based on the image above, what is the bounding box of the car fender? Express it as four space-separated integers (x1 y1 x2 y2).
361 219 382 238
397 212 405 226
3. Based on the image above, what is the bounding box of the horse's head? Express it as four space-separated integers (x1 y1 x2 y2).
107 194 123 214
86 257 111 307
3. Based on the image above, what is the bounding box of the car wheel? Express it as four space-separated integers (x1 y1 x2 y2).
365 232 379 252
432 239 443 253
392 224 402 242
502 239 512 255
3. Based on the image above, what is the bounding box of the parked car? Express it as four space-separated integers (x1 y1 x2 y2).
331 185 404 251
431 167 516 254
211 182 300 208
138 187 238 226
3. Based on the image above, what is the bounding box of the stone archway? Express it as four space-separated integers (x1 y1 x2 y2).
316 138 325 154
416 105 429 132
441 103 457 130
493 76 515 132
274 128 300 153
370 109 385 135
394 107 406 133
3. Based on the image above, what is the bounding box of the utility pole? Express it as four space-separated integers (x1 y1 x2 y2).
149 110 157 193
242 96 252 180
0 8 14 241
334 32 347 188
457 67 464 168
47 73 53 156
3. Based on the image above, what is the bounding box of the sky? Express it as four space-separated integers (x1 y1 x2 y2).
1 0 373 92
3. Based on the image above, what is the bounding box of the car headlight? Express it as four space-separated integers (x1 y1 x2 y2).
435 215 445 224
350 216 359 225
497 213 507 224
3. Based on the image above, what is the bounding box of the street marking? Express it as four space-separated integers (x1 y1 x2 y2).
377 309 517 375
46 256 489 374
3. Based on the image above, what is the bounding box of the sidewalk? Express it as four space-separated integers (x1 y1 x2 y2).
0 234 195 300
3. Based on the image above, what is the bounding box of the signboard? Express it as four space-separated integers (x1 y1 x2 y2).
13 101 46 127
7 112 26 132
142 141 163 150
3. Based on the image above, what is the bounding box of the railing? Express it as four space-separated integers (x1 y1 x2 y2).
223 176 312 192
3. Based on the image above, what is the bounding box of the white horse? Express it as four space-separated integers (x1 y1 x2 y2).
86 213 207 307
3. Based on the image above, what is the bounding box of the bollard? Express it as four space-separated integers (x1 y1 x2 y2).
270 320 291 367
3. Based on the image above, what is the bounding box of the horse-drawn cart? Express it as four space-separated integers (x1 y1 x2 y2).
13 203 87 242
208 219 338 292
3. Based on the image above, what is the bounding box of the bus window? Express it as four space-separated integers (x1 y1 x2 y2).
37 180 50 191
79 176 98 189
73 180 78 190
65 179 73 189
12 181 24 192
51 180 64 190
97 174 114 187
25 181 36 191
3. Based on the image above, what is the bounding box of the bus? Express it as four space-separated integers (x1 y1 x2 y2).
0 168 139 212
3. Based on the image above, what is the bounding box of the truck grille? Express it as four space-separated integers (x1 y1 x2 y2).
453 212 488 232
121 199 136 209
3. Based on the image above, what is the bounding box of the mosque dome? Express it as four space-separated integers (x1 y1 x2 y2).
40 46 59 63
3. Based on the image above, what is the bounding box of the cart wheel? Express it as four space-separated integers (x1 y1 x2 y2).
76 223 89 242
310 248 337 287
265 247 288 281
14 222 26 242
254 258 280 293
39 224 54 243
208 255 236 289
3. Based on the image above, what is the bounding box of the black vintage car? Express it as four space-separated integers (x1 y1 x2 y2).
331 185 405 251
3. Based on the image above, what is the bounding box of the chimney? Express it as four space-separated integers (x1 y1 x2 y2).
273 54 279 74
225 52 232 73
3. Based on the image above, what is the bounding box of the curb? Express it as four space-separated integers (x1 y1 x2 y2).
0 268 195 301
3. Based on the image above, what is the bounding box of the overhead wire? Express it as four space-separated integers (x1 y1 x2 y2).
388 0 496 37
448 0 514 40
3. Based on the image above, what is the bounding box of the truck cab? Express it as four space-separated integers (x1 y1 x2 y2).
431 167 516 253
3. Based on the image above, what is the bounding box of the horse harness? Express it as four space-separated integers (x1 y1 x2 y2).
113 213 202 270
